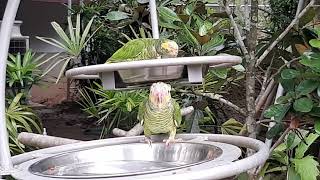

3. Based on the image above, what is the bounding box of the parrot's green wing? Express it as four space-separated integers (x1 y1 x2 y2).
138 99 147 125
172 99 182 127
107 38 156 63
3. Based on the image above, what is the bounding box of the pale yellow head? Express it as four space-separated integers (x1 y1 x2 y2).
149 82 172 108
156 39 179 58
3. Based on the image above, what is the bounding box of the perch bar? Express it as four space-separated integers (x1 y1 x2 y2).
18 132 82 149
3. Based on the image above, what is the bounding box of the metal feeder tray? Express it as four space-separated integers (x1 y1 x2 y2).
66 55 242 90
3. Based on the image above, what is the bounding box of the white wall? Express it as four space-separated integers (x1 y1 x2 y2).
0 0 68 53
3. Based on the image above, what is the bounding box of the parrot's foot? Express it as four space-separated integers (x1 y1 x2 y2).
140 137 153 147
163 138 183 147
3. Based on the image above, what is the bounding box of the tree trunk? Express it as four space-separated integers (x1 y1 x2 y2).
245 0 258 179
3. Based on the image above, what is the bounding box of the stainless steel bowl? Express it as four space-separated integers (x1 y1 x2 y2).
118 66 184 84
29 142 222 178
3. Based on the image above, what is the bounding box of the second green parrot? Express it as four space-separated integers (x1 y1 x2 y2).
138 82 182 146
106 38 179 63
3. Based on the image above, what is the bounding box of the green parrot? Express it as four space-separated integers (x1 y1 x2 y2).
106 38 179 63
138 82 182 146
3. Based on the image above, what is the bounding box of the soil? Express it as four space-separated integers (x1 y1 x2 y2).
30 79 100 141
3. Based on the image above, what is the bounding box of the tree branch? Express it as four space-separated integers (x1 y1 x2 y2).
267 57 300 84
255 0 315 67
223 0 250 62
269 127 291 154
175 89 247 116
200 92 247 116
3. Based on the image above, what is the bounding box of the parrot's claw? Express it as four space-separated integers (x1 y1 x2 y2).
140 137 153 147
163 138 183 147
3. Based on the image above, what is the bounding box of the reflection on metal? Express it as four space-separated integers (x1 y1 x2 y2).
28 142 224 178
10 134 268 179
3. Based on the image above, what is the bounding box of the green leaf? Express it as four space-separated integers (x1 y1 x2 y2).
280 78 295 91
296 80 319 96
310 107 320 117
158 7 182 22
281 69 300 79
295 133 319 159
276 91 295 104
106 11 130 21
293 97 313 112
232 64 245 72
266 123 283 139
264 104 290 121
287 166 301 180
210 68 228 79
314 119 320 134
292 156 319 180
198 24 207 36
286 132 295 149
299 52 320 70
309 39 320 48
202 34 225 54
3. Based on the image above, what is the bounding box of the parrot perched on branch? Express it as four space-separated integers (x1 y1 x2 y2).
106 38 179 63
138 82 182 146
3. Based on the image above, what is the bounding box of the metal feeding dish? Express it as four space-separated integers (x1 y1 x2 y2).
11 134 269 180
28 142 228 178
118 66 184 84
65 55 242 90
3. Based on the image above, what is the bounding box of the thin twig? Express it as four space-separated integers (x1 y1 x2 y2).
267 57 300 84
256 53 275 104
255 79 276 113
223 0 250 62
269 127 291 154
255 0 315 67
176 89 247 116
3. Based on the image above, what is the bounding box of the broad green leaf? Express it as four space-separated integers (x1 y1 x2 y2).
293 97 313 112
287 166 301 180
264 104 290 122
287 129 309 150
276 92 295 104
232 64 245 72
159 21 181 29
315 118 320 134
271 149 289 165
310 107 320 117
286 132 295 149
296 80 319 96
210 68 228 79
158 7 182 22
281 69 300 79
202 34 225 54
106 11 130 21
266 123 283 139
309 39 320 48
199 24 207 36
295 133 319 159
299 52 320 70
280 78 295 91
292 156 319 180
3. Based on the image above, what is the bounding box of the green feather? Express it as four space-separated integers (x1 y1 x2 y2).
106 38 159 63
138 97 181 137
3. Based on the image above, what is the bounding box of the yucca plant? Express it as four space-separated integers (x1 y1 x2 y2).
6 50 56 98
6 93 42 154
36 14 98 83
78 82 147 138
